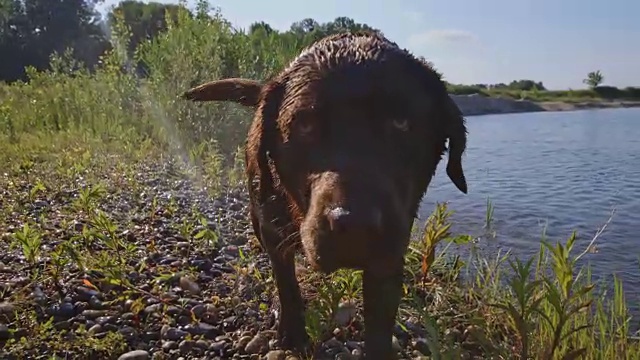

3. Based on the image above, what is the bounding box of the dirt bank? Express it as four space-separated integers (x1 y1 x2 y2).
451 94 640 117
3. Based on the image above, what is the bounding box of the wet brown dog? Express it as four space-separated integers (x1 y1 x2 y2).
182 31 468 359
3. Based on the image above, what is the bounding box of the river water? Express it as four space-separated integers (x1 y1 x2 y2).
418 107 640 312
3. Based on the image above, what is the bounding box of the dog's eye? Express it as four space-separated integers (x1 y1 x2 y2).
297 120 314 135
294 116 316 137
391 118 409 131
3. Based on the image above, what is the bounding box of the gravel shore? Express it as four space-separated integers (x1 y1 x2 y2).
0 157 451 360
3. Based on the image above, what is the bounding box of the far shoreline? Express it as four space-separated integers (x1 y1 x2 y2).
453 95 640 117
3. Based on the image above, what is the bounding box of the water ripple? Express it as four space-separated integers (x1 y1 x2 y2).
419 107 640 311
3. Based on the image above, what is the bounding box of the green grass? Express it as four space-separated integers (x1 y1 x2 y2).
0 3 639 359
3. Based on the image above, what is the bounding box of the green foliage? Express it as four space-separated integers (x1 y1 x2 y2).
0 0 109 82
108 0 186 57
584 70 605 89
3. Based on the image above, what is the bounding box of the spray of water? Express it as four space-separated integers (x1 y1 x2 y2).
97 3 210 191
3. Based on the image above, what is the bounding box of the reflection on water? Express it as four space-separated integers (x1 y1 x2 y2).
418 107 640 309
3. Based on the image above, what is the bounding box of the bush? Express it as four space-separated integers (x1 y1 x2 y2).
0 2 311 166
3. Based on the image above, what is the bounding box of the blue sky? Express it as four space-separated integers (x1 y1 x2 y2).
99 0 640 90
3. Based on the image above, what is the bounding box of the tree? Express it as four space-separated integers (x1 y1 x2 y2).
583 70 604 88
0 0 108 82
108 1 186 55
507 79 546 91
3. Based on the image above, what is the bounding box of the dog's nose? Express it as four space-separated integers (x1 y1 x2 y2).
326 206 382 234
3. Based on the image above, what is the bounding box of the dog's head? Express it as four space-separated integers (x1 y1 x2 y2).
182 32 468 276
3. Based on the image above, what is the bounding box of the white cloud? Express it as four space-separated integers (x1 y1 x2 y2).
407 29 479 49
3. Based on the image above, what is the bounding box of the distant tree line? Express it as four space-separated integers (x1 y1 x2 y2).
0 0 379 83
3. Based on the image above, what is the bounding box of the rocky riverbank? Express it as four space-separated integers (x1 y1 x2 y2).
450 94 640 116
0 155 489 360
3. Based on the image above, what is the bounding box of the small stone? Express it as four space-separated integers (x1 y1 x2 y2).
74 301 88 313
119 326 137 338
89 296 104 309
391 336 402 352
54 320 71 330
195 339 209 349
235 335 253 350
209 340 227 351
325 338 343 349
179 276 201 295
345 341 361 351
124 299 135 311
162 341 178 351
265 350 286 360
191 304 206 318
229 235 248 245
76 286 100 301
117 350 150 360
58 302 76 318
222 245 239 256
178 340 195 354
229 202 243 211
144 303 162 315
0 324 11 340
335 352 353 360
412 338 430 355
333 301 357 326
351 348 363 359
164 327 188 341
268 338 280 350
245 331 271 354
88 324 103 334
444 328 462 342
166 306 182 316
81 309 108 319
0 302 16 321
96 316 115 325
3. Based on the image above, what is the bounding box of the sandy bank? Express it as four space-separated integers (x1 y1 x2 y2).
450 94 640 117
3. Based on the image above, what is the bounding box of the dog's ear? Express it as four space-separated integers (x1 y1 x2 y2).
442 94 468 194
246 80 285 201
181 78 263 107
414 58 469 195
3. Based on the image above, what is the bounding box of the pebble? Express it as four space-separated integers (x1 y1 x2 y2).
412 338 431 355
209 340 227 352
352 348 363 358
334 301 357 326
265 350 286 360
88 324 103 334
0 302 16 320
335 352 353 360
164 327 188 341
179 276 201 295
118 350 150 360
178 339 195 354
82 309 108 319
245 332 270 353
392 336 402 352
89 295 104 309
76 286 100 302
0 323 11 340
162 340 178 351
235 335 253 351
